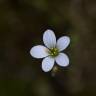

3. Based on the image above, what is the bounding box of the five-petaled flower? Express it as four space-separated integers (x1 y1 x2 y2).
30 29 70 72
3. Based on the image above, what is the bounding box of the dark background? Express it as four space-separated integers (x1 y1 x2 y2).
0 0 96 96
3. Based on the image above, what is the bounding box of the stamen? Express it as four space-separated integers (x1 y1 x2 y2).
49 48 59 57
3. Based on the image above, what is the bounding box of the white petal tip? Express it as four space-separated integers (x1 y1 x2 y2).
43 29 56 48
45 29 53 31
56 53 69 67
30 45 49 59
42 57 54 72
57 36 70 51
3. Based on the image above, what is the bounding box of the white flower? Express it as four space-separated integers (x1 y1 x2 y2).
30 29 70 72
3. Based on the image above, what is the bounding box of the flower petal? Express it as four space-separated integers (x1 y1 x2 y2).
56 36 70 51
30 45 49 58
42 56 54 72
55 53 69 67
43 29 56 49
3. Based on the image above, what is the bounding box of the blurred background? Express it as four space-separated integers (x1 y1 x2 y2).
0 0 96 96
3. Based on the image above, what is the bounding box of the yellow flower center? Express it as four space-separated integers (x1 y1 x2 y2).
49 48 59 57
